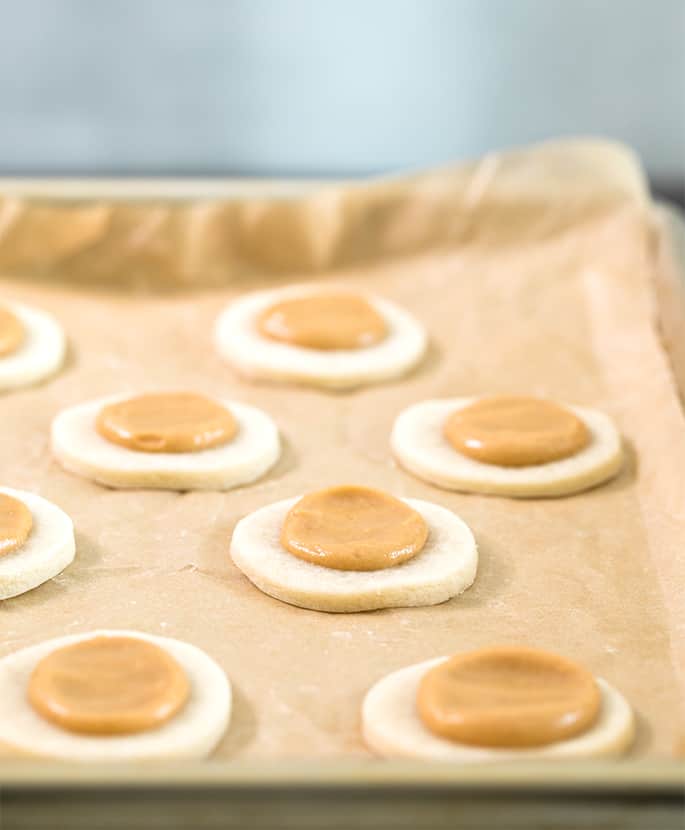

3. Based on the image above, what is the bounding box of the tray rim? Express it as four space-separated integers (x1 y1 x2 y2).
0 176 338 200
0 759 682 793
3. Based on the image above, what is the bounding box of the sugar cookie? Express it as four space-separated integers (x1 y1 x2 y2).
0 630 231 761
392 397 622 497
51 394 280 491
362 655 635 761
0 487 75 600
0 301 65 390
214 286 426 390
230 493 477 612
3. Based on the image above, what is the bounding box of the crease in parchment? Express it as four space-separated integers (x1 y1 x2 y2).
582 263 685 720
0 138 648 290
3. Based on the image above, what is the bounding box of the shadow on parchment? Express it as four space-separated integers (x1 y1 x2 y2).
213 682 258 759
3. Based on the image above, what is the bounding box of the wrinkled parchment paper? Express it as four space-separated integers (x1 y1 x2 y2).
0 139 683 760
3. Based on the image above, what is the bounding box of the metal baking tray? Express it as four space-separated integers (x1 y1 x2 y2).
0 177 682 830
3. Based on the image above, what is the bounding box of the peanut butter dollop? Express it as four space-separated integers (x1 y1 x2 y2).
257 293 387 350
0 493 32 558
281 485 428 571
0 306 24 356
96 393 237 453
444 396 590 467
417 646 601 748
28 636 190 735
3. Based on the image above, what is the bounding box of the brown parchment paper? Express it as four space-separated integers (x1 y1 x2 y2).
0 139 646 290
0 139 683 761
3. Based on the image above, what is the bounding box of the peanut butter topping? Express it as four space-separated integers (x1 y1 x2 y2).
0 306 24 357
281 485 428 571
257 293 387 350
96 393 237 453
417 646 601 748
0 493 33 558
444 396 590 467
28 636 190 735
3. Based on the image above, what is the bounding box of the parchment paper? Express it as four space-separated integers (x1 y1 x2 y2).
0 139 682 760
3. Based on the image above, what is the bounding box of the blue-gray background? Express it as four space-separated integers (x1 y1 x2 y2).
0 0 683 189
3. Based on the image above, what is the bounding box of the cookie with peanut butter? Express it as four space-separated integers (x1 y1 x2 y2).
230 485 477 612
215 285 427 389
392 395 623 497
0 301 65 390
0 630 231 761
0 487 75 601
363 646 635 760
51 392 280 491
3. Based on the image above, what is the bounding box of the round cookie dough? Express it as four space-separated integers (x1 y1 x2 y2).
362 657 635 761
0 630 231 761
51 395 281 491
230 496 477 612
0 487 75 600
391 398 623 497
0 301 65 390
214 286 427 390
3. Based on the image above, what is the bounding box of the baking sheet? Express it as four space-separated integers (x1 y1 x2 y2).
0 140 683 763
